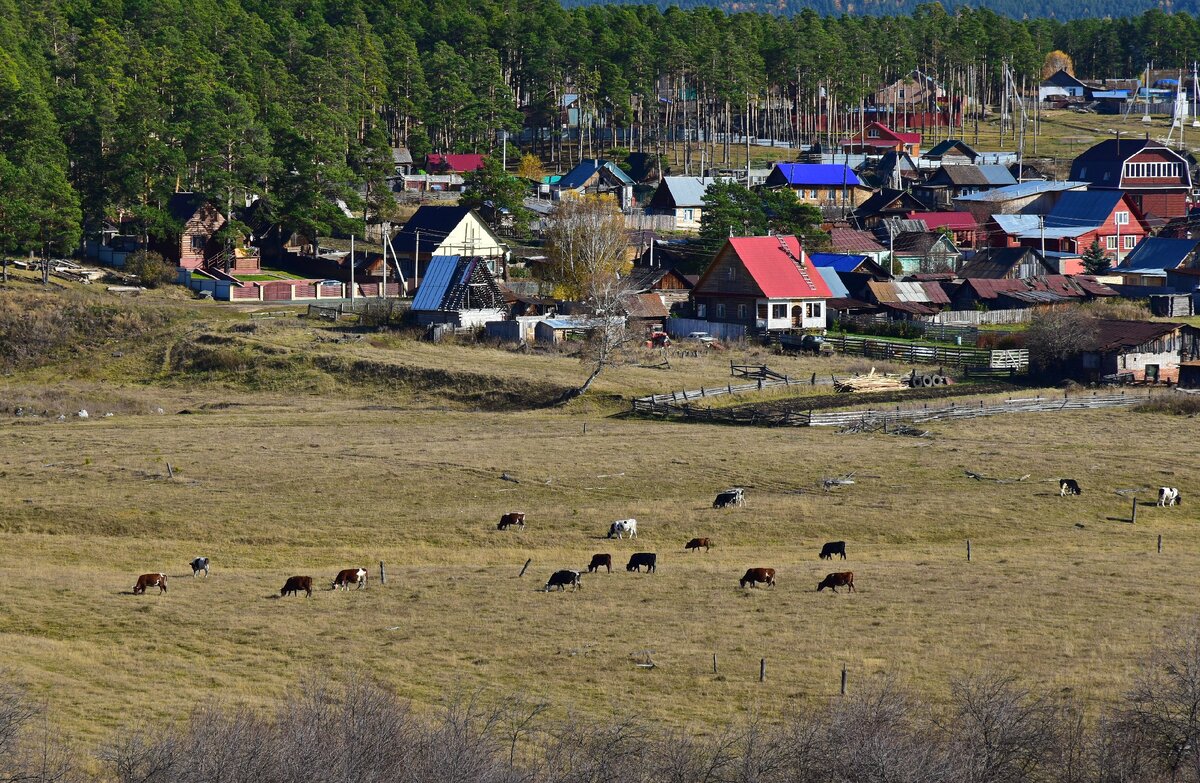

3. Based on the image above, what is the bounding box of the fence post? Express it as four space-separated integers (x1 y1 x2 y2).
1158 534 1163 554
713 654 718 675
966 539 972 561
519 558 532 577
379 561 386 585
811 372 816 385
760 658 766 682
841 664 848 696
1131 498 1138 525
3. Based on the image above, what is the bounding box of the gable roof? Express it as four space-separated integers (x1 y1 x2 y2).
830 227 886 254
814 266 849 298
1044 190 1125 228
412 255 505 312
810 253 869 273
768 163 862 188
854 188 925 218
393 206 499 256
958 275 1117 302
929 165 1017 187
392 147 413 165
925 139 978 161
867 280 950 305
1042 68 1088 90
621 292 670 319
167 193 215 224
1068 139 1189 186
650 177 723 209
1118 237 1200 272
846 122 922 146
426 153 485 173
556 159 635 190
623 265 694 291
905 212 978 231
957 247 1051 279
705 236 832 299
891 231 957 255
992 214 1042 236
1083 319 1184 352
955 180 1089 203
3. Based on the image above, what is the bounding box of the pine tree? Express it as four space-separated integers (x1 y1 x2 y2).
1081 239 1112 275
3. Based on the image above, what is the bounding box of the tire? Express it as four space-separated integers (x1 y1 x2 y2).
932 375 945 386
921 374 934 387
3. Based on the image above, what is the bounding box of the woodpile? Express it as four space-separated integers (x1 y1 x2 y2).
833 368 907 393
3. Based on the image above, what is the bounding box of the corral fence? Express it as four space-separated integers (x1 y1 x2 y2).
631 389 1157 427
822 333 1028 370
924 309 1034 326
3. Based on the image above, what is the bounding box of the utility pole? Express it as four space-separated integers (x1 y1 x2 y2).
1040 215 1046 260
350 234 356 303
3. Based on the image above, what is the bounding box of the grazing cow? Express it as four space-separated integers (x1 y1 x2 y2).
1158 487 1182 507
332 568 368 591
133 573 167 595
281 576 313 598
545 570 582 591
587 554 612 574
607 519 637 539
1059 479 1082 496
685 537 711 553
190 557 210 577
713 488 745 508
819 541 847 560
740 568 776 588
497 512 526 530
626 553 657 573
817 572 855 593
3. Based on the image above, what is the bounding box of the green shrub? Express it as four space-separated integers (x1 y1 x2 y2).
125 250 174 289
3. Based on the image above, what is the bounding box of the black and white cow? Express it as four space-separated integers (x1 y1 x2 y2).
1059 479 1082 496
545 570 582 592
713 488 745 508
190 557 210 577
607 519 637 539
1158 487 1182 507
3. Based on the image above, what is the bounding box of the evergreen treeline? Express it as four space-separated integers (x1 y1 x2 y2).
4 0 1200 255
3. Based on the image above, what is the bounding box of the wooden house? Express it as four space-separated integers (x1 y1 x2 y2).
410 255 506 328
945 275 1117 312
1039 69 1089 102
873 70 945 111
888 231 961 274
957 247 1055 279
1069 139 1192 220
552 159 635 207
646 177 726 231
923 139 979 165
913 164 1016 209
623 266 694 308
841 122 922 157
1072 319 1200 382
153 193 226 271
763 164 872 207
905 211 981 249
1012 191 1149 267
391 206 508 293
852 189 926 230
691 235 832 331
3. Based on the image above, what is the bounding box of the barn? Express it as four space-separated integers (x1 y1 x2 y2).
1075 320 1200 383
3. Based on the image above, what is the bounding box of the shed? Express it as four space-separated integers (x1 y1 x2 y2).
1075 320 1200 383
411 255 507 327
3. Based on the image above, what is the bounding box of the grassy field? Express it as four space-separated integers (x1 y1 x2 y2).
0 285 1198 749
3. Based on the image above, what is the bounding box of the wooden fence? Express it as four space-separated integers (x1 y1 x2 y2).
630 389 1156 427
823 334 1028 369
925 309 1034 325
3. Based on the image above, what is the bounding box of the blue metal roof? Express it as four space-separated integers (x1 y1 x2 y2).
770 163 861 187
556 159 634 190
955 181 1087 202
978 164 1017 186
992 214 1041 234
1118 237 1200 272
411 255 461 311
1044 190 1123 228
810 253 869 273
814 266 849 298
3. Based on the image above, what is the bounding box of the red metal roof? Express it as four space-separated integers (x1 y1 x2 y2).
830 227 886 254
963 275 1117 300
726 236 832 299
426 153 485 173
905 211 979 230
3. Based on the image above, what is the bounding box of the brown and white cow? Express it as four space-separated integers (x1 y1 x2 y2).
133 573 167 595
817 572 855 593
281 576 313 598
587 554 612 573
740 568 775 588
332 568 367 591
685 537 711 553
497 512 526 530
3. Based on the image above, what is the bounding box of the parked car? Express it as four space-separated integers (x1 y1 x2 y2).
687 331 719 346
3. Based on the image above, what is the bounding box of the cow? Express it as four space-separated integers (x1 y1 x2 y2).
332 568 368 591
626 553 657 573
607 519 637 539
1059 479 1082 496
685 538 711 553
713 488 745 508
587 554 612 573
1158 487 1182 507
190 557 210 577
740 568 776 588
281 576 313 598
819 541 847 560
545 570 582 592
133 573 167 595
817 572 855 593
497 512 526 530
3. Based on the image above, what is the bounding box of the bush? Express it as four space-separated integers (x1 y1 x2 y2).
1133 395 1200 415
1084 298 1152 321
124 250 174 289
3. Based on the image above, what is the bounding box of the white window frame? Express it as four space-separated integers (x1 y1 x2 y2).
1115 211 1130 225
1124 234 1136 249
771 303 787 319
1106 235 1118 250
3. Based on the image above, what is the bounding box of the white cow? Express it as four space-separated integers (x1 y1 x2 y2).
607 519 637 540
1158 487 1182 507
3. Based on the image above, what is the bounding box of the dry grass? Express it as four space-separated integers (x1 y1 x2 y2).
0 390 1196 745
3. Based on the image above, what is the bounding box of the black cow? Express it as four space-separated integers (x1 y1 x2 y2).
626 553 657 573
819 541 847 560
545 570 582 591
588 554 612 573
713 488 745 508
1059 479 1082 496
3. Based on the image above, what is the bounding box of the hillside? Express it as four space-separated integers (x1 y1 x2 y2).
562 0 1188 19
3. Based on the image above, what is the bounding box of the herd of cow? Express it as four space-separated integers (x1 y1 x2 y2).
129 484 1183 600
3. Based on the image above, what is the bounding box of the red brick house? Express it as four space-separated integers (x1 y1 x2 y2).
691 235 832 331
1068 139 1192 220
841 122 922 157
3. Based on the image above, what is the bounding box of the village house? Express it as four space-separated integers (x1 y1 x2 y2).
957 247 1056 279
622 265 694 309
1039 68 1089 103
1011 191 1149 268
152 193 232 271
953 180 1089 222
763 163 872 208
872 70 945 110
551 158 635 207
410 254 507 328
922 139 979 165
913 164 1016 209
1071 319 1200 383
391 206 508 294
690 235 832 331
645 177 727 231
1113 236 1200 287
828 226 890 266
841 122 922 158
905 211 981 249
864 279 950 318
886 230 961 274
852 188 926 230
944 275 1117 312
425 153 486 175
1069 138 1192 220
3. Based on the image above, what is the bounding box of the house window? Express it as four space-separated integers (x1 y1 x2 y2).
1115 211 1130 225
757 303 768 320
715 303 726 318
898 89 906 99
1106 235 1118 250
190 235 206 251
696 303 706 318
737 304 748 320
1124 234 1136 249
726 266 735 280
806 302 822 319
683 209 694 222
868 129 879 138
772 304 787 319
